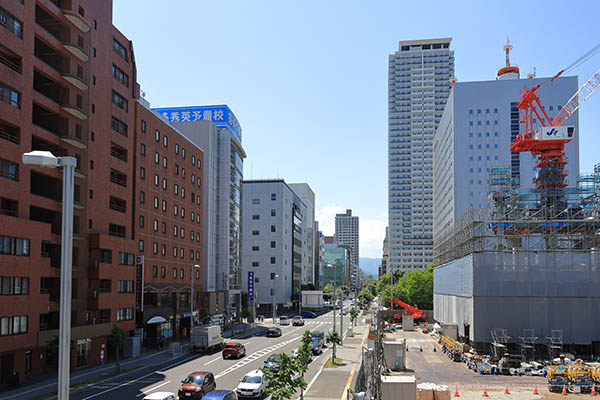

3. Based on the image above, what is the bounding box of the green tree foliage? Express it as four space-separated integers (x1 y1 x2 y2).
295 331 313 400
338 285 350 295
357 288 373 308
323 284 333 293
198 308 212 325
262 351 307 400
382 266 434 310
326 330 342 361
349 307 359 326
107 325 125 372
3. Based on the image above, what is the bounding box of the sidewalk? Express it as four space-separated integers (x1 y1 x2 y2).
1 340 191 400
304 317 369 400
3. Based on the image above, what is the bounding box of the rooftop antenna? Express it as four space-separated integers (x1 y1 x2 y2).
527 66 537 79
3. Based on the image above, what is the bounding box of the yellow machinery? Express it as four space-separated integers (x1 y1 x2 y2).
593 365 600 385
546 365 569 392
440 336 464 362
568 365 593 393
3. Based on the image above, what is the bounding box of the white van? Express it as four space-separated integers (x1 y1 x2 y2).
279 316 290 325
142 392 177 400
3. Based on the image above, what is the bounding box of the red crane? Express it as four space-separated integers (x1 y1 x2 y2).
388 298 423 320
510 43 600 199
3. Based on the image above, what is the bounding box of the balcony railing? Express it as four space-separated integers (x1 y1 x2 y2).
109 202 126 213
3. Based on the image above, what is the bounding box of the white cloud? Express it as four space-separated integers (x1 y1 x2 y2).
316 205 387 259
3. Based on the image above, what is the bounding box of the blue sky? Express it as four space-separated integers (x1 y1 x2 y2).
113 0 600 258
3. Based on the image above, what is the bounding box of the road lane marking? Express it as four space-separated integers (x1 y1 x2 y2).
204 356 221 365
136 380 172 397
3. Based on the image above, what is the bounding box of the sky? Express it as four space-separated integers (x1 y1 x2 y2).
113 0 600 258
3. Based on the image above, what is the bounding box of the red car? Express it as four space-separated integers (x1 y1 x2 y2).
178 371 216 399
222 342 246 359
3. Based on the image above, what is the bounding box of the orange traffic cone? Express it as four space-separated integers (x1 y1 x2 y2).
482 388 489 397
533 385 539 395
505 385 510 395
561 385 567 396
592 385 597 396
454 386 460 397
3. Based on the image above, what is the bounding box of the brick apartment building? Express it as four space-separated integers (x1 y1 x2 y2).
133 103 203 345
0 0 203 385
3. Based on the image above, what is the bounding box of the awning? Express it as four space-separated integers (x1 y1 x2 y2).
147 316 167 324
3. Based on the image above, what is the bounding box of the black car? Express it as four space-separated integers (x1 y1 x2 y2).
311 330 325 347
264 354 282 372
266 327 282 337
309 340 323 355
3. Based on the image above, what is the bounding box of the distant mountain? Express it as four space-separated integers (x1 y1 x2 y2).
360 257 381 277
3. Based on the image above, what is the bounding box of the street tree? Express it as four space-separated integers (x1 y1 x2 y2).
295 331 313 400
107 325 125 372
349 307 359 327
198 308 212 325
326 330 342 362
262 351 307 400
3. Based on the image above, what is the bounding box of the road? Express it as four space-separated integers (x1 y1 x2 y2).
70 309 352 400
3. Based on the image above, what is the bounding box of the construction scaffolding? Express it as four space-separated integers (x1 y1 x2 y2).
434 167 600 266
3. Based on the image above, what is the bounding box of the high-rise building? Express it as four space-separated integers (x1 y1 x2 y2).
0 0 140 380
433 74 579 244
323 245 348 288
380 226 389 277
153 106 245 320
240 180 308 313
334 209 359 288
313 222 325 289
288 183 315 286
388 38 455 271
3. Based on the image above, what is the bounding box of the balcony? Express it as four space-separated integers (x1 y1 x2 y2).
34 38 88 91
0 118 19 144
0 43 22 74
58 0 90 33
34 70 87 121
0 197 17 217
41 241 61 268
36 5 89 62
109 196 126 213
109 169 127 187
62 35 88 63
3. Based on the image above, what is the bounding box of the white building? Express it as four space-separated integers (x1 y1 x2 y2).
154 105 246 317
433 75 579 244
388 38 455 271
334 209 359 288
241 180 308 313
289 183 316 286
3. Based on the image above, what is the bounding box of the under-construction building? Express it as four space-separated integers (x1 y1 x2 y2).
433 166 600 356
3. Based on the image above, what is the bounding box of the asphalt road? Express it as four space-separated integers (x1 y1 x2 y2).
70 309 352 400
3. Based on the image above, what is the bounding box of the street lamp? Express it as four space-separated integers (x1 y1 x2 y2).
191 265 200 329
326 263 337 335
23 151 76 400
271 273 279 323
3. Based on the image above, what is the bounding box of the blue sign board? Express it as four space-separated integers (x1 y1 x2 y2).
152 105 242 144
248 271 254 306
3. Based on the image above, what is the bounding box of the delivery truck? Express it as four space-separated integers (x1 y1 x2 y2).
190 325 222 353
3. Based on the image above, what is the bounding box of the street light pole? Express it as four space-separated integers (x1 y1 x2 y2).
23 151 76 400
191 265 200 329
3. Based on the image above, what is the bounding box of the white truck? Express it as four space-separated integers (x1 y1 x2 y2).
190 325 222 353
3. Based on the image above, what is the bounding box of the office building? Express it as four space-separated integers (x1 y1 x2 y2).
334 209 359 288
0 0 138 381
241 180 308 313
433 75 579 243
153 106 245 320
133 102 204 343
314 222 325 289
288 183 315 286
388 38 455 271
323 244 348 288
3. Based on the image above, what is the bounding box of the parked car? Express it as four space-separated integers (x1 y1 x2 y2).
236 369 268 398
292 316 304 326
201 390 237 400
310 339 323 355
311 330 325 347
142 392 177 400
264 354 282 372
222 342 246 359
179 372 216 399
279 316 290 325
300 310 318 319
266 327 282 337
292 346 313 362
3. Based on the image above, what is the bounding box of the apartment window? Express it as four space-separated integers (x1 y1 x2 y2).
271 225 276 233
153 242 158 254
0 235 29 256
109 224 126 238
161 222 166 234
112 64 129 87
270 241 276 248
0 316 27 336
181 188 185 198
162 178 167 190
0 158 18 181
111 116 128 136
174 184 179 195
173 225 178 237
113 39 128 61
162 200 167 211
196 232 200 241
271 209 276 217
117 280 134 293
174 205 178 216
161 266 166 278
252 246 259 251
141 119 147 133
153 266 158 278
181 207 185 218
154 152 159 164
175 164 179 175
161 244 166 256
252 230 259 236
252 199 260 204
163 157 167 169
155 129 160 142
112 91 128 111
0 277 29 295
252 262 259 267
139 215 144 228
92 75 96 85
152 196 159 209
173 268 177 278
139 240 144 251
154 174 159 186
252 214 260 220
163 135 168 147
0 81 20 108
182 148 186 159
271 193 276 201
117 308 134 321
140 143 146 156
153 219 158 232
0 7 22 38
173 246 177 257
197 159 201 169
175 143 179 154
270 257 276 264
